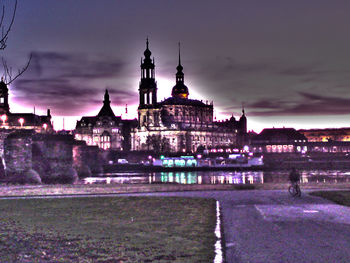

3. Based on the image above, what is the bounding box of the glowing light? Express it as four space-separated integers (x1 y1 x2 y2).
43 123 48 130
1 114 6 125
18 118 24 127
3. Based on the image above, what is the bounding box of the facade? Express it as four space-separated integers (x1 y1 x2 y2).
131 40 246 153
299 128 350 142
251 128 308 154
75 90 137 150
251 127 350 154
0 79 53 133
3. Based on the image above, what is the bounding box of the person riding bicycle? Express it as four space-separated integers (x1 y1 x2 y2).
289 168 300 186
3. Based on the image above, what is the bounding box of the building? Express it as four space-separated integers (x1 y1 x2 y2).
75 90 137 150
251 127 350 154
131 40 246 153
251 128 308 153
299 128 350 142
0 79 53 133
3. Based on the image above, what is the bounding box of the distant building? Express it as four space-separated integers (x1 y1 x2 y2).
299 128 350 142
0 79 53 133
131 40 246 153
251 128 308 153
251 127 350 154
74 90 137 150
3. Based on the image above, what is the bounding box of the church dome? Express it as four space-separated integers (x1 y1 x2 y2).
172 82 189 99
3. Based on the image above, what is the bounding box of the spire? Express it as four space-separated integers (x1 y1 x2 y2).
98 89 115 117
176 42 184 83
104 89 110 104
178 42 181 66
172 42 189 99
144 37 152 58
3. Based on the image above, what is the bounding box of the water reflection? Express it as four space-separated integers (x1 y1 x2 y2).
83 170 350 185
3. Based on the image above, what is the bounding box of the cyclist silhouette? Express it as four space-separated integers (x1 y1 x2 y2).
288 168 301 197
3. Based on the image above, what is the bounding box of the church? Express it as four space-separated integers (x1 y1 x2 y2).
131 40 247 153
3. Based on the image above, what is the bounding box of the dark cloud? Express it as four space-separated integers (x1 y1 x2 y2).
30 51 126 79
245 92 350 116
12 51 138 116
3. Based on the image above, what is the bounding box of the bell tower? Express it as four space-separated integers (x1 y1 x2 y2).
139 38 157 108
0 78 9 114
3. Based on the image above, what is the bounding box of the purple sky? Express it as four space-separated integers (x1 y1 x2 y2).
3 0 350 131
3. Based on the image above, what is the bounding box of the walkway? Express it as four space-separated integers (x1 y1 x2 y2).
128 190 350 263
1 190 350 262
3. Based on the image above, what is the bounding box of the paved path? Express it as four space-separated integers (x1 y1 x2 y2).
1 190 350 262
125 190 350 263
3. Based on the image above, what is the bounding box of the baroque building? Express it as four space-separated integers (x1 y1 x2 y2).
75 90 137 151
131 40 247 153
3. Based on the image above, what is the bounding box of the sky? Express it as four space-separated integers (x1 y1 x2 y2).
2 0 350 132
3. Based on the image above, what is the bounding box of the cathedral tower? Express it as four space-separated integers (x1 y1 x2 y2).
139 38 157 108
171 43 189 99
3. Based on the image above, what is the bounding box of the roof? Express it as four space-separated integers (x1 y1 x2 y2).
75 115 123 129
252 128 307 143
160 97 212 107
97 103 115 117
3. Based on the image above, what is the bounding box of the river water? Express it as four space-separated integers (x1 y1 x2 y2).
83 170 350 185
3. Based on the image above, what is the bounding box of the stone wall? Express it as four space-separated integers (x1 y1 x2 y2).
32 134 77 183
4 130 34 177
73 142 103 176
2 130 105 184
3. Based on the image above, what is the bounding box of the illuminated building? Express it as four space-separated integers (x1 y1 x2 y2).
131 40 246 153
251 128 308 153
0 79 53 133
75 90 137 150
299 128 350 142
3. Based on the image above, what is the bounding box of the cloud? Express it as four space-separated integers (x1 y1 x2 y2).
30 51 126 79
244 92 350 116
11 51 137 116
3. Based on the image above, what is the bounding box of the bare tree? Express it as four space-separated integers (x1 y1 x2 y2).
0 0 31 84
0 0 16 50
2 54 31 84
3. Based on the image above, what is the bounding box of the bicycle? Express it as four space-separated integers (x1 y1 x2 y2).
288 182 301 197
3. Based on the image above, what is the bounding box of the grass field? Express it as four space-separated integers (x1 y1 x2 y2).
0 196 217 262
310 191 350 207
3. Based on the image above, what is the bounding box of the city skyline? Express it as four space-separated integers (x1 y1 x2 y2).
3 0 350 132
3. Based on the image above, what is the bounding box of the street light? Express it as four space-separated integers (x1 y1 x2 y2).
1 114 7 125
18 118 24 127
43 123 48 131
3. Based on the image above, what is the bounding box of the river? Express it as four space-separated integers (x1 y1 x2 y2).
83 170 350 185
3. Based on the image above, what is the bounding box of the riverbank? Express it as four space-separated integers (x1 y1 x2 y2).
0 181 349 197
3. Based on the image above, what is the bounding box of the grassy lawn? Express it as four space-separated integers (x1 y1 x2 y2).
310 191 350 207
0 196 217 262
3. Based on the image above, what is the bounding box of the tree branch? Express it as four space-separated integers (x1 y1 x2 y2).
3 53 32 85
0 0 17 50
